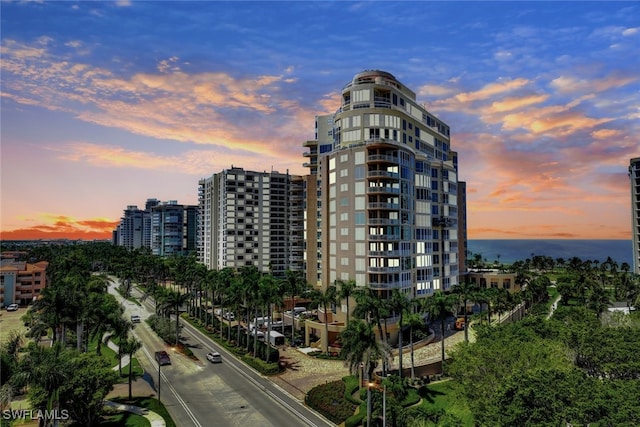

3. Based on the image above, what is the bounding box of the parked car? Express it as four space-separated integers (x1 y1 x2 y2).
206 352 222 363
222 312 235 321
131 314 141 323
6 304 19 311
155 350 171 366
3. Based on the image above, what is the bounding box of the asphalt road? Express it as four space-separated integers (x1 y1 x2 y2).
109 278 333 427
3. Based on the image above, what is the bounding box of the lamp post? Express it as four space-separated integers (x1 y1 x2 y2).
157 361 161 402
382 378 386 427
367 381 373 427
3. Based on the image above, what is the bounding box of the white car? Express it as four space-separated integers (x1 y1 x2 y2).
6 304 19 311
206 352 222 363
131 315 142 323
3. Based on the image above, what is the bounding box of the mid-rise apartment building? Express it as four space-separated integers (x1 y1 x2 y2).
630 157 640 275
0 259 48 307
302 70 466 348
197 167 304 276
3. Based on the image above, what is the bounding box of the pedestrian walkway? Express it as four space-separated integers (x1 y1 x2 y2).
104 400 166 427
270 328 474 401
104 333 131 371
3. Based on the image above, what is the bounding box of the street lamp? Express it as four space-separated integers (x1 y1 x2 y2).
383 378 386 427
367 381 374 427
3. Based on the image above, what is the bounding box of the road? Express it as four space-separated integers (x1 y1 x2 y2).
108 277 333 427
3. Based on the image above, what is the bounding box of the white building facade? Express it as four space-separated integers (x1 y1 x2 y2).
306 70 464 328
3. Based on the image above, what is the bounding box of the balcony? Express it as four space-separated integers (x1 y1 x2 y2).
368 202 400 210
367 170 399 179
369 234 400 241
367 154 398 163
368 218 400 226
368 186 400 194
368 266 401 273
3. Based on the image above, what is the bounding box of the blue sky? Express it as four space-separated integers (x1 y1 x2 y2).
1 1 638 240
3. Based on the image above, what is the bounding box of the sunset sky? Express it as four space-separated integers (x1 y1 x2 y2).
1 1 638 241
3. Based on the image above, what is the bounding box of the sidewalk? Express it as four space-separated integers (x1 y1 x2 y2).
104 400 165 427
104 332 131 371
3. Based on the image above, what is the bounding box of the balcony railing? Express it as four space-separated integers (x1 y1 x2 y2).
369 234 401 241
367 170 399 179
368 218 400 225
368 186 400 194
368 202 400 210
367 154 397 162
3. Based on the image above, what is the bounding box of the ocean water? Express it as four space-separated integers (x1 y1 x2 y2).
467 239 633 267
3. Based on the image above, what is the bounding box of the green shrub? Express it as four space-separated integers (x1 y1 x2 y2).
240 354 281 375
306 380 357 424
343 375 361 405
344 405 365 427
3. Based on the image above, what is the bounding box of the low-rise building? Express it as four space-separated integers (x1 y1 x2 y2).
0 259 48 307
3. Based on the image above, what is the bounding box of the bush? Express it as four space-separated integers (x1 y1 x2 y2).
306 380 357 425
146 314 182 345
240 354 281 375
343 375 361 405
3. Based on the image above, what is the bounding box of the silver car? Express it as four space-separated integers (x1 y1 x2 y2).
206 352 222 363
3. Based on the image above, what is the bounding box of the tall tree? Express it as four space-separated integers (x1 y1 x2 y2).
387 289 411 379
63 353 118 427
13 342 71 427
353 288 390 375
451 280 478 342
120 337 143 400
281 269 309 346
339 319 384 393
311 285 338 354
422 291 457 363
336 279 357 326
403 311 425 380
165 289 191 346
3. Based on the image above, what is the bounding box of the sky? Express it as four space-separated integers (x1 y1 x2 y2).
1 1 639 241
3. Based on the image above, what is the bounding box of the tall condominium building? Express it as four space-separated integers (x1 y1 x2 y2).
197 167 304 275
113 199 196 256
115 205 145 250
150 201 198 257
630 157 640 275
303 70 466 347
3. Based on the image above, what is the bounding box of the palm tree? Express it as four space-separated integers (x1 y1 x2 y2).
339 319 384 392
281 269 309 346
311 286 338 354
217 267 235 340
259 273 282 360
112 318 133 377
403 311 425 380
451 280 477 342
587 284 611 319
336 279 357 326
14 342 71 427
353 288 390 375
165 289 191 346
387 289 411 379
120 337 143 400
422 291 457 364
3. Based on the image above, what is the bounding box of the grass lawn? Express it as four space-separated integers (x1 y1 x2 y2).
87 337 145 380
419 380 474 426
100 410 149 427
101 397 176 427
